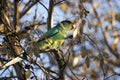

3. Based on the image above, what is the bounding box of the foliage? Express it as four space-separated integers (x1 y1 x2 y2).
0 0 120 80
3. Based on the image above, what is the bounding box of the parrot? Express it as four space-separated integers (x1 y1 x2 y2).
1 20 75 68
28 20 74 56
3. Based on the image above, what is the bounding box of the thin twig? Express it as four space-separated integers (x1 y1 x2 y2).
27 55 51 78
22 0 31 11
104 73 120 80
51 50 65 79
0 76 18 79
19 1 39 19
91 2 119 58
38 1 48 12
33 60 57 79
27 21 46 27
68 66 79 80
31 70 37 80
83 33 102 55
67 50 79 80
0 67 9 76
54 0 66 5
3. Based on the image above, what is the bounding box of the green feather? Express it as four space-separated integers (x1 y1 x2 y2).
32 20 73 55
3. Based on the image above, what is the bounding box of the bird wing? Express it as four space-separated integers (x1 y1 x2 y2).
37 27 59 42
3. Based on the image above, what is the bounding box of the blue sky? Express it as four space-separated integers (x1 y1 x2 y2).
1 0 120 80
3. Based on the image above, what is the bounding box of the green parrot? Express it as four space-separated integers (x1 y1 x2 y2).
28 20 74 56
1 20 74 68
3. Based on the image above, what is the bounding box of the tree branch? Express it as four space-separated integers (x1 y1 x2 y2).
47 0 54 29
54 0 66 6
50 49 66 80
39 1 48 12
0 9 13 31
12 0 25 80
91 2 119 59
19 1 39 19
14 0 19 32
0 76 18 80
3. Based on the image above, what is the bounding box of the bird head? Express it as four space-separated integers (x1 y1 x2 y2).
59 20 75 30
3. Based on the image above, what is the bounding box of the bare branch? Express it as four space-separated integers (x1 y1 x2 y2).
39 1 48 12
54 0 66 6
14 0 19 32
104 72 120 80
1 57 22 69
47 0 54 29
19 1 39 19
91 2 119 58
0 9 13 31
0 76 18 80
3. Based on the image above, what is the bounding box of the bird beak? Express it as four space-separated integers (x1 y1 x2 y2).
70 21 75 25
70 21 76 30
70 21 79 38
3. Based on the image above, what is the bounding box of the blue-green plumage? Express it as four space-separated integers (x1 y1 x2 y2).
30 20 74 55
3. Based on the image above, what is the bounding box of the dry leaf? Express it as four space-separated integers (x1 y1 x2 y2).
105 12 120 22
103 52 109 58
112 31 118 37
81 63 87 74
85 56 90 68
18 29 29 39
105 25 111 31
26 9 31 15
81 0 88 3
104 31 111 40
93 59 99 68
111 44 117 51
100 58 104 69
116 13 120 21
72 57 79 67
60 3 68 13
89 69 99 79
25 70 31 79
93 3 99 9
0 24 5 32
112 37 119 45
0 47 8 55
73 28 78 38
4 13 11 27
111 37 119 51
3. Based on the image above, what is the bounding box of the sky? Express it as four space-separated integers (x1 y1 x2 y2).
1 0 120 80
